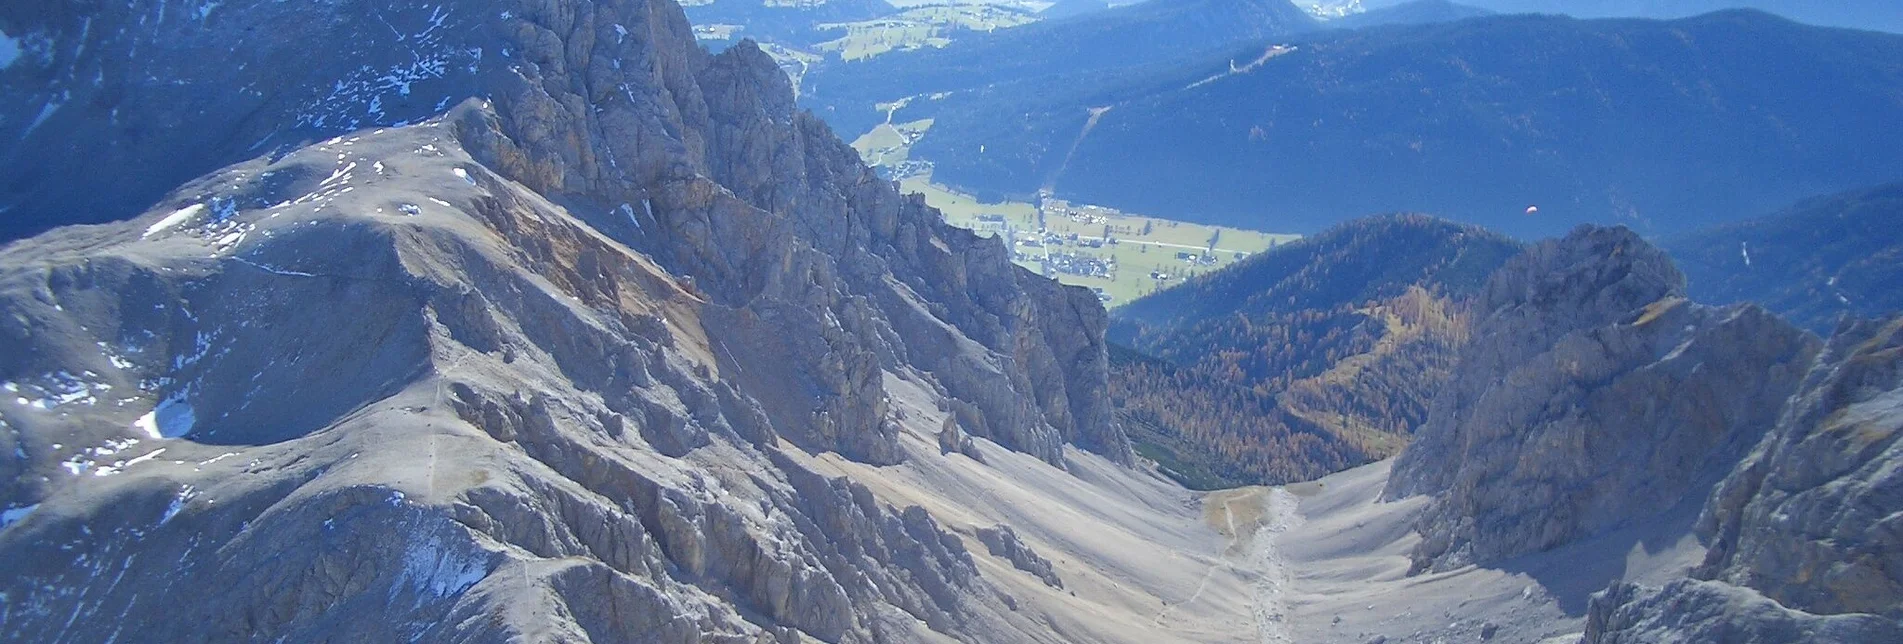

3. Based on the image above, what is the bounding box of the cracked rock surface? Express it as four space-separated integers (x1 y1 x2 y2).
0 0 1133 641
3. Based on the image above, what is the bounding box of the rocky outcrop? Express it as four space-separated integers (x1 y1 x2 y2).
975 524 1063 589
0 0 1128 469
0 0 1129 640
1584 579 1903 644
0 126 1012 642
1583 315 1903 642
1386 226 1820 572
938 415 985 462
1694 315 1903 618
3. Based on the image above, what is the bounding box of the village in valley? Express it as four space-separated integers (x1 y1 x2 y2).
966 193 1296 305
850 113 1297 306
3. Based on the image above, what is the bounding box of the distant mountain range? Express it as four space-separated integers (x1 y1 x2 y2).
1332 0 1493 29
1410 0 1903 34
1107 214 1520 487
1664 181 1903 335
801 0 1319 136
882 9 1903 239
685 0 894 48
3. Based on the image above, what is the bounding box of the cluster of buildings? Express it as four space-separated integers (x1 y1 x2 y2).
1040 198 1116 225
1041 251 1115 279
1174 251 1218 266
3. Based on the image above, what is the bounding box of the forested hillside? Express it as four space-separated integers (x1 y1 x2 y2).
899 10 1903 238
1664 181 1903 335
1108 215 1521 486
800 0 1318 136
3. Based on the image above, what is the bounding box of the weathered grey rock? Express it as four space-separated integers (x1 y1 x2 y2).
0 125 1016 641
0 0 1129 471
938 415 985 462
1695 315 1903 619
975 524 1063 589
1386 226 1819 572
0 0 1131 639
1584 580 1903 644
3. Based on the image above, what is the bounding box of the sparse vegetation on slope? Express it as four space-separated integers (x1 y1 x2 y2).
1108 215 1521 487
1664 181 1903 335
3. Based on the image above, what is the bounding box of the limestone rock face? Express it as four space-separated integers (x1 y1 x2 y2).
0 0 1129 640
1386 226 1819 572
1582 315 1903 644
0 127 1000 643
1584 580 1903 644
1694 315 1903 619
976 524 1063 589
0 0 1128 469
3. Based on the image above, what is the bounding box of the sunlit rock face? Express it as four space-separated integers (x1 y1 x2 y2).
1386 225 1818 572
0 0 1129 640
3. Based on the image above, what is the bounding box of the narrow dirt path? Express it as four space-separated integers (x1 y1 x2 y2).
1154 498 1236 626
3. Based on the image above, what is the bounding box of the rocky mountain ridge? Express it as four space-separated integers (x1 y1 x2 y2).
1584 314 1903 642
1387 225 1819 571
1380 225 1903 641
0 0 1136 640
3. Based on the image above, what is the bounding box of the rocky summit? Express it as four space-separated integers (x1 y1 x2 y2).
4 1 1903 643
1386 225 1819 572
0 0 1139 641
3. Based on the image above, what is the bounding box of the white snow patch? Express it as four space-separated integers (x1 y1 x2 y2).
397 522 491 602
1740 241 1751 267
619 203 640 230
427 197 453 208
231 257 317 278
135 395 196 439
94 448 165 477
452 167 474 184
144 204 206 238
161 485 196 524
0 504 36 529
23 91 67 137
0 30 20 70
99 343 137 370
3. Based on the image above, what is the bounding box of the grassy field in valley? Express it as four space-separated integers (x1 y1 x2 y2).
852 120 1299 305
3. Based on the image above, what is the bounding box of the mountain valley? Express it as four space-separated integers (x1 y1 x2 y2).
806 8 1903 239
1 0 1900 642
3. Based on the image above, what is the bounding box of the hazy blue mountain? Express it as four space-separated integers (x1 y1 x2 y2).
685 0 896 47
1407 0 1903 34
1664 181 1903 335
902 10 1903 239
801 0 1319 136
1332 0 1493 29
